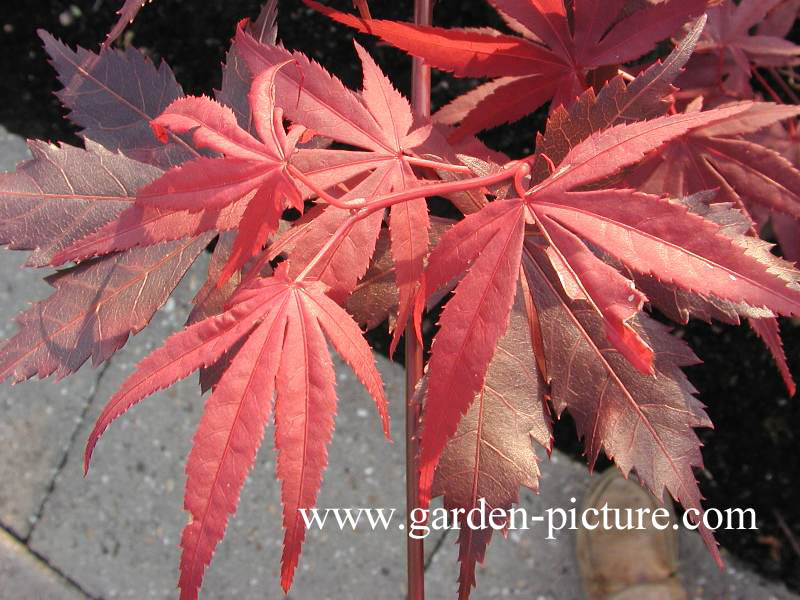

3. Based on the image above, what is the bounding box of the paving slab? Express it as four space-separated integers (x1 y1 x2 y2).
26 329 420 597
24 254 427 600
0 528 88 600
0 248 104 540
425 454 800 600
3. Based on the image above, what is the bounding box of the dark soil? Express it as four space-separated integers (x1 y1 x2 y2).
1 0 798 592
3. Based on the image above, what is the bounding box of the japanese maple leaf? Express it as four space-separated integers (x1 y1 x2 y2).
0 139 212 382
55 60 304 287
304 0 708 139
628 101 800 233
232 25 436 351
430 287 552 600
627 101 800 394
83 264 390 600
416 102 800 573
679 0 800 97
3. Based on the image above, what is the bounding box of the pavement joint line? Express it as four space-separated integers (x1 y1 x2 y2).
25 360 113 543
1 521 100 600
424 527 450 571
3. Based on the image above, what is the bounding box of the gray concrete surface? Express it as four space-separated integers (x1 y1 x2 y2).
1 125 799 600
0 528 85 600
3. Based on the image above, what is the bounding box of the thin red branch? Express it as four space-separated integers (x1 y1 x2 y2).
292 166 521 284
405 155 473 173
407 1 432 598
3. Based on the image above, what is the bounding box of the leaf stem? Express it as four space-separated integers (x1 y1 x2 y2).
287 163 364 209
367 165 522 213
292 166 520 284
407 1 432 598
290 157 475 211
405 155 473 174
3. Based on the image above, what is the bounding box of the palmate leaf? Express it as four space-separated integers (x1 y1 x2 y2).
680 0 800 97
7 2 800 599
628 102 800 227
234 26 411 153
417 107 740 506
0 91 228 386
233 26 437 348
419 101 800 587
55 62 304 287
528 75 800 394
522 242 719 561
517 105 800 565
431 287 551 600
625 103 800 394
524 105 800 383
304 0 708 138
83 266 389 599
70 22 423 310
145 64 304 285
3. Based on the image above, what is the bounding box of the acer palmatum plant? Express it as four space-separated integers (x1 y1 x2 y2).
2 0 800 598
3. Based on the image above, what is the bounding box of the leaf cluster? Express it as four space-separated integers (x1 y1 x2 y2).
2 1 800 599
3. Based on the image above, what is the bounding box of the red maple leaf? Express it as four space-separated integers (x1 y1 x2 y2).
430 288 552 600
679 0 800 97
231 24 447 351
628 101 800 394
304 0 708 138
415 99 800 574
0 139 212 382
83 264 390 598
